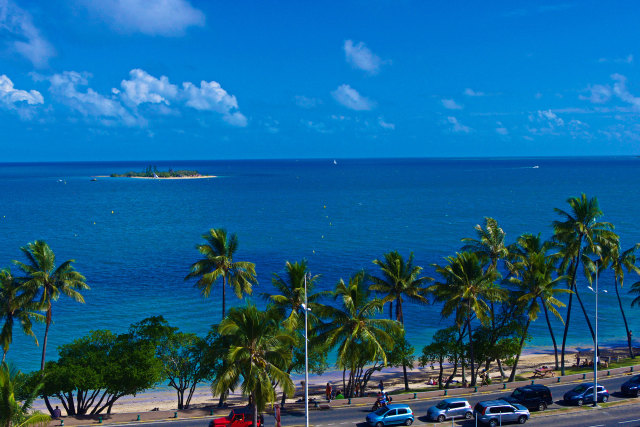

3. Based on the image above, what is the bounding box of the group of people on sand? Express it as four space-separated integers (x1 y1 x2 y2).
324 383 345 401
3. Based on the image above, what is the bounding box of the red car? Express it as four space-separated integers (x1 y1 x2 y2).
209 408 264 427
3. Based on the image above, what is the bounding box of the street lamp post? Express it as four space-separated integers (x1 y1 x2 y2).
593 260 598 407
304 273 310 427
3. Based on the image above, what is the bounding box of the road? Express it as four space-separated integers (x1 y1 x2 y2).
112 374 640 427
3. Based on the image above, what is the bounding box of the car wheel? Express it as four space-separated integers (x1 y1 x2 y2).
437 414 445 422
465 411 473 419
376 422 384 427
404 419 413 426
602 395 609 403
518 415 527 424
489 419 498 427
635 390 639 398
577 398 584 406
537 402 547 411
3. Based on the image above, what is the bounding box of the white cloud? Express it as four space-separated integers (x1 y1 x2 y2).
581 74 640 111
580 84 611 104
47 71 138 126
611 73 640 110
344 40 386 74
446 116 471 134
78 0 205 36
0 0 55 67
331 84 375 111
442 98 463 110
598 54 633 64
302 120 331 134
378 117 395 130
182 80 247 126
120 69 178 106
495 122 508 135
527 109 565 135
294 95 321 109
463 88 485 97
0 74 43 107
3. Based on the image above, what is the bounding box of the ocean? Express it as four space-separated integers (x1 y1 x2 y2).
2 157 639 373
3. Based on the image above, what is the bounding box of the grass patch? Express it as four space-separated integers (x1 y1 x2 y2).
565 357 638 374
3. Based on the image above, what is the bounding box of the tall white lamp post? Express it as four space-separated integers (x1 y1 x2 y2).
588 259 606 407
303 273 310 427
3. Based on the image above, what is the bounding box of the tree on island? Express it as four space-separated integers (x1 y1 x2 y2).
213 304 294 427
553 194 617 375
186 229 257 320
370 251 431 391
0 269 43 363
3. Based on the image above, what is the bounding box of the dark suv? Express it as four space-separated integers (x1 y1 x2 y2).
503 385 553 411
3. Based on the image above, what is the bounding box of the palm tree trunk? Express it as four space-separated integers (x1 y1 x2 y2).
614 276 634 358
541 298 559 370
389 301 393 320
396 297 409 391
573 285 596 344
222 275 226 320
509 318 531 382
251 391 258 427
467 309 476 386
1 350 6 363
41 307 52 371
561 258 579 375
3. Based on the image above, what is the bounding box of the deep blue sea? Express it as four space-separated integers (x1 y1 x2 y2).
2 157 640 372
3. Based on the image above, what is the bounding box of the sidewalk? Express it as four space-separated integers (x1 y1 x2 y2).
48 364 640 426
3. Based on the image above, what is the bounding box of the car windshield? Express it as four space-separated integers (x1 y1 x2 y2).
512 389 523 398
631 375 640 383
436 401 449 409
374 407 390 416
573 385 588 393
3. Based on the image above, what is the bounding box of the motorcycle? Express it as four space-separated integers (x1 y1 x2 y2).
371 394 392 411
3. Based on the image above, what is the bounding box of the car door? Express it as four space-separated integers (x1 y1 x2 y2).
383 409 398 425
396 408 409 424
500 405 516 422
584 387 594 402
450 402 464 418
597 386 605 401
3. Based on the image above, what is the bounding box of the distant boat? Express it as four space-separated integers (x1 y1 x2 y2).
153 172 159 178
532 166 539 169
333 160 337 165
91 178 97 181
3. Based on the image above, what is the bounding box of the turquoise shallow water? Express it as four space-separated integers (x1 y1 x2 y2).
1 157 639 372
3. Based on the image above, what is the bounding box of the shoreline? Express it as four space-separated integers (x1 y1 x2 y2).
35 345 615 416
92 175 217 179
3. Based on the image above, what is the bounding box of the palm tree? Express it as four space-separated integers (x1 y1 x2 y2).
213 304 294 427
0 362 50 427
0 269 44 363
507 234 569 380
430 252 504 386
370 251 431 390
602 242 640 358
553 194 617 374
186 229 257 320
14 241 89 372
316 271 401 395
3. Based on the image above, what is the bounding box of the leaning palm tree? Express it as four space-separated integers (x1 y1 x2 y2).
14 241 89 372
0 269 44 363
370 251 431 390
0 362 50 427
213 304 295 427
461 217 510 273
603 242 640 358
553 194 617 374
186 229 257 320
507 233 569 380
430 252 504 386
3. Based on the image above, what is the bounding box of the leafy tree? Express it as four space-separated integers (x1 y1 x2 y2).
128 316 216 409
430 252 504 386
420 327 460 389
553 194 617 374
40 330 162 415
186 229 257 320
0 269 43 363
370 251 431 390
316 271 401 396
0 363 50 427
214 304 295 427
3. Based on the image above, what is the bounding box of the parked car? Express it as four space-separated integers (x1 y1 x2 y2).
209 408 263 427
366 404 414 427
621 374 640 397
503 384 553 411
473 400 530 426
563 383 609 406
426 398 473 422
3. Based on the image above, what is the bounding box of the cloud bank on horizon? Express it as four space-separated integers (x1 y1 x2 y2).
1 0 640 160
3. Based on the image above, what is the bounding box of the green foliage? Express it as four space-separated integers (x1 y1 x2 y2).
0 363 50 427
40 330 162 415
110 167 201 178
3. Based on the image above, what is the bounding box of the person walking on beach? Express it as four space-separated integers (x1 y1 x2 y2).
326 382 332 401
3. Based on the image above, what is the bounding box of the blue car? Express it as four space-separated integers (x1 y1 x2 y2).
621 374 640 397
563 383 609 406
366 404 414 427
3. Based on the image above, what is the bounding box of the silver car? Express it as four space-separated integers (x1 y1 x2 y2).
426 398 473 422
473 399 530 426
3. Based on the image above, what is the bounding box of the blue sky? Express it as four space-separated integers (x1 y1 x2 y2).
1 0 640 161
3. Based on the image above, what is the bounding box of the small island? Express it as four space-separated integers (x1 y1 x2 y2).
108 166 215 179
